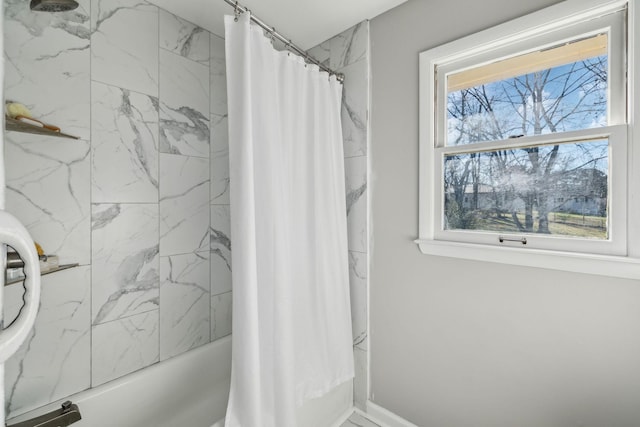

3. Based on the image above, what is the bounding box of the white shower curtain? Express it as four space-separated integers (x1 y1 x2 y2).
224 12 354 427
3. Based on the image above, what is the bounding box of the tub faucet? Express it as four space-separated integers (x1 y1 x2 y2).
6 401 81 427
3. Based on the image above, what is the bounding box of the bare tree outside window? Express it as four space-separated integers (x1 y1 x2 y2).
444 50 609 239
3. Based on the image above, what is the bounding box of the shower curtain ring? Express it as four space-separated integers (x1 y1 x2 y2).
234 1 240 21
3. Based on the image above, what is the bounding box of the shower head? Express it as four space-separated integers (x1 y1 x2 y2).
30 0 79 12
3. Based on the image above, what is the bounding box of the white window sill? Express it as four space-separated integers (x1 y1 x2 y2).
415 239 640 280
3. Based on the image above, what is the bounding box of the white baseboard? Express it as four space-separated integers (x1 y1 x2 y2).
330 406 355 427
365 401 419 427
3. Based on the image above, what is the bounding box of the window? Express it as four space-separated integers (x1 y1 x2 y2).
417 0 640 278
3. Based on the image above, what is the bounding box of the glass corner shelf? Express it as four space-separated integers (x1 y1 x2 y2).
5 116 79 140
5 263 80 286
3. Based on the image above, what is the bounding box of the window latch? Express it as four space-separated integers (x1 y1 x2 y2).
499 236 527 245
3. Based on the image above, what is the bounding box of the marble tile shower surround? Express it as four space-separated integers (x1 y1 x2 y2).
210 114 230 205
3 0 231 418
91 311 160 387
159 48 211 158
91 0 159 96
159 9 210 65
210 205 232 295
91 203 160 325
159 252 211 360
3 0 367 419
309 21 371 410
210 33 227 117
4 0 91 267
4 267 91 417
91 82 159 203
159 153 210 255
4 0 91 141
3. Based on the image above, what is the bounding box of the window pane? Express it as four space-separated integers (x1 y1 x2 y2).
443 139 609 239
446 34 608 146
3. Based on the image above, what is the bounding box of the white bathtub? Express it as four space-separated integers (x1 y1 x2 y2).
6 335 353 427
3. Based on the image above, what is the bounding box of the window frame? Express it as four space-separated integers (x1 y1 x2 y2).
435 126 627 255
416 0 640 279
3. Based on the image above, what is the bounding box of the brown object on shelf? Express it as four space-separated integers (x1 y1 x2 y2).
15 115 61 132
5 116 79 139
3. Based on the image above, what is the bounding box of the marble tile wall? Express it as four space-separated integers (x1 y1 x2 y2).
4 267 91 416
91 82 159 203
209 34 232 339
91 203 159 325
3 0 92 417
3 0 231 418
159 252 210 360
91 0 159 96
4 0 91 266
309 21 371 411
159 48 210 157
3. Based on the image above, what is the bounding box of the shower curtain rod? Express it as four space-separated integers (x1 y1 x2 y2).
222 0 345 83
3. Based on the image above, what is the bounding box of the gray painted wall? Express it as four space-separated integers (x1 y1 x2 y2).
369 1 640 426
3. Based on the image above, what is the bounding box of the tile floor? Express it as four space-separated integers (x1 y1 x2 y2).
340 412 382 427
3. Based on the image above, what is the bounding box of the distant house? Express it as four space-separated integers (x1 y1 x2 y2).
449 184 606 217
553 195 606 216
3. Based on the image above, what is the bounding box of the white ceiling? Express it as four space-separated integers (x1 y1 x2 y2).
147 0 407 50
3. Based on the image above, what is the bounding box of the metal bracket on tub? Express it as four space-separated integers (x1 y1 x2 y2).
6 400 81 427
